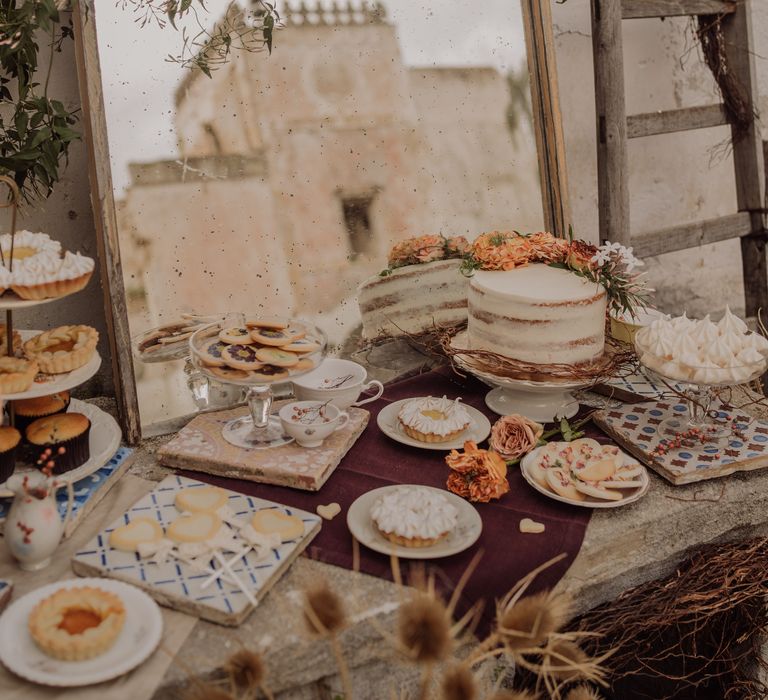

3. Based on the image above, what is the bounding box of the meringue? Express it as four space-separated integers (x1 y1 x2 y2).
371 486 458 543
718 306 748 336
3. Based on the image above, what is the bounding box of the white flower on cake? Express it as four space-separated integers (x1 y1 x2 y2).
397 395 471 443
370 486 458 547
635 307 768 384
590 241 644 273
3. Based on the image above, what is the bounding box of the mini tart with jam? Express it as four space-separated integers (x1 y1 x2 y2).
397 395 471 443
0 426 21 482
28 586 125 661
0 356 38 394
26 413 91 473
0 323 22 357
24 325 98 374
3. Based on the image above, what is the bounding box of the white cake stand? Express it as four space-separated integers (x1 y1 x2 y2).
451 331 590 423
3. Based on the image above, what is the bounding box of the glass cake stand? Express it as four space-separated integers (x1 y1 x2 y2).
635 336 767 439
189 314 327 449
450 331 590 422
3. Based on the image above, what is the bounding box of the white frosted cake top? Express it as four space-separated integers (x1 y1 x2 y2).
471 264 604 303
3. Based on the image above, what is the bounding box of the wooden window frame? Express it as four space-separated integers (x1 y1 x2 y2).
71 0 570 444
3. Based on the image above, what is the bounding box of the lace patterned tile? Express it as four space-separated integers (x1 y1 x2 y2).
594 401 768 485
158 406 369 490
71 474 321 626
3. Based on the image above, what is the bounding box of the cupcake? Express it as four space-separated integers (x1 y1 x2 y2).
26 413 91 474
11 391 70 433
0 426 21 482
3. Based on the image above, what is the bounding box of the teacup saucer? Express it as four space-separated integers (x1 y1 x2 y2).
376 398 491 450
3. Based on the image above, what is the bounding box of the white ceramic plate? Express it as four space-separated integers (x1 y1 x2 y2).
1 331 101 401
347 485 483 560
0 399 122 497
520 445 650 509
0 288 84 311
0 577 162 687
377 398 491 450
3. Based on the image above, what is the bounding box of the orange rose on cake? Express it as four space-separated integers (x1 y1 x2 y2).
445 440 510 503
566 240 598 272
527 232 569 264
489 414 544 461
471 232 534 271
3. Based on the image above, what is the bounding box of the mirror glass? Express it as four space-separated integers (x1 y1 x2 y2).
94 0 544 430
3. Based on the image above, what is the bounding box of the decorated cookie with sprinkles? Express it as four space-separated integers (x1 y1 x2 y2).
282 336 322 353
221 344 264 370
199 339 229 367
219 326 254 344
251 364 290 381
208 366 254 381
255 346 299 367
249 327 302 346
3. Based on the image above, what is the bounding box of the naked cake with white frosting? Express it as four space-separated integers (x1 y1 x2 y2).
467 263 607 366
370 486 458 548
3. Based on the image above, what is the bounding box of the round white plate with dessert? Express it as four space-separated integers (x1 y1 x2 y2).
0 399 121 498
520 439 650 509
0 577 162 687
376 396 491 450
347 485 482 559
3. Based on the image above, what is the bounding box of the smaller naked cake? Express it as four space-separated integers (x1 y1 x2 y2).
398 395 471 443
371 486 458 548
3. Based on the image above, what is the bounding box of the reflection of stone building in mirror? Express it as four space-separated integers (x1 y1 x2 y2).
119 0 543 362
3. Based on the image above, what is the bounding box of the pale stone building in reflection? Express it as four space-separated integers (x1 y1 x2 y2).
119 1 543 349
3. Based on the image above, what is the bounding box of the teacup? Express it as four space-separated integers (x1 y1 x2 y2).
279 400 350 448
292 358 384 410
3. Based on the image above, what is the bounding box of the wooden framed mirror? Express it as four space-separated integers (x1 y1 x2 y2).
72 0 569 442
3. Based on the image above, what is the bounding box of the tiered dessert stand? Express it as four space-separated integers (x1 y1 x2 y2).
449 330 589 422
189 315 328 449
0 177 120 497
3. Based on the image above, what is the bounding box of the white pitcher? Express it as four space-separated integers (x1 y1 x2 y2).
5 472 74 571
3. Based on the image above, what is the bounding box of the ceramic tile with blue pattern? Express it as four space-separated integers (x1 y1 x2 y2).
594 401 768 485
71 474 321 626
0 447 133 537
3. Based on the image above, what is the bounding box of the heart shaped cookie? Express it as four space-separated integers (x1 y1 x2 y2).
316 503 341 521
109 518 164 552
251 509 304 542
167 512 222 544
175 486 228 513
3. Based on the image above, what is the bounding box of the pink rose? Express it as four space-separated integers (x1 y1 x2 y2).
489 414 544 461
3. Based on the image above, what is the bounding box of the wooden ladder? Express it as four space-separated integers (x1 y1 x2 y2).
591 0 768 318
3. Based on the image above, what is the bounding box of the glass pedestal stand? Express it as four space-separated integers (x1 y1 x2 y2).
657 383 731 441
222 384 293 449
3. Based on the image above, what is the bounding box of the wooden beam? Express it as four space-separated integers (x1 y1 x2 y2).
520 0 571 237
622 0 736 20
72 0 142 445
720 1 768 319
592 0 630 245
627 104 728 138
632 212 753 258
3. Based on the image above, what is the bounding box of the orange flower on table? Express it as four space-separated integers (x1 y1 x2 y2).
471 232 534 271
566 240 598 272
489 414 544 461
445 440 510 503
527 231 569 264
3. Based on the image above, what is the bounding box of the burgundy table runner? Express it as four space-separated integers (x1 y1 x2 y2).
186 367 594 633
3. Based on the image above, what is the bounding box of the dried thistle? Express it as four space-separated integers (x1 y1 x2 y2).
224 649 273 699
564 685 602 700
487 692 539 700
497 590 570 652
303 581 347 636
399 592 453 664
441 664 476 700
302 580 351 700
545 639 590 683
